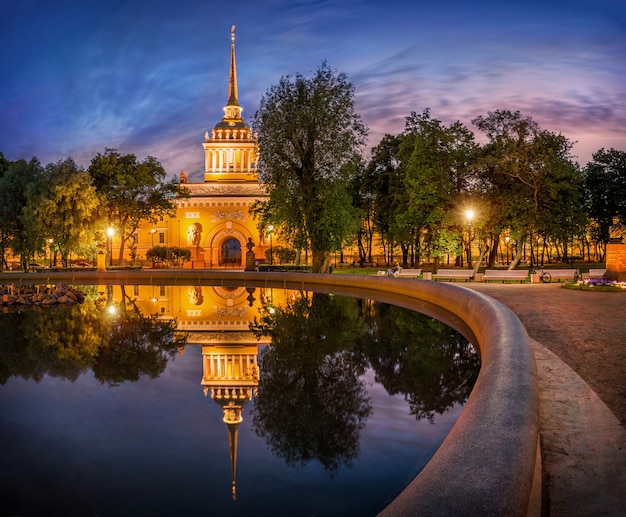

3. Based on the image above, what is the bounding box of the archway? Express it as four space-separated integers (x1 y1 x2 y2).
220 237 242 266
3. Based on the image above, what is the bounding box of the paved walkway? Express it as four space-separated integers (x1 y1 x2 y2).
466 283 626 517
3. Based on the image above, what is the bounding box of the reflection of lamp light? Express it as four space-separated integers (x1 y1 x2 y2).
465 210 474 268
267 225 274 266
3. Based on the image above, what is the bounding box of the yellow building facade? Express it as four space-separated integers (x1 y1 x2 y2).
127 26 271 268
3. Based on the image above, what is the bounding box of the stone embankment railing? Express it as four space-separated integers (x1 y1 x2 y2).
2 270 541 516
0 284 85 309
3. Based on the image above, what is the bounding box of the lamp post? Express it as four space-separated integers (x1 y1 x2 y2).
106 227 115 268
149 228 157 268
465 210 474 269
505 236 510 264
267 225 274 265
47 238 53 269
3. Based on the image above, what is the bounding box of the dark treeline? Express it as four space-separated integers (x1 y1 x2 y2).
2 107 625 271
350 109 626 268
0 148 187 271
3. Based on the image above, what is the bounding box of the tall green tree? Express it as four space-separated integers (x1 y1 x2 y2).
583 148 626 249
88 149 188 266
403 110 478 268
366 134 408 265
23 158 100 267
0 157 43 270
252 63 368 273
472 110 579 267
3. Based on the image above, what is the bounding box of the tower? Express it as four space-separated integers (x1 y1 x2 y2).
202 25 257 183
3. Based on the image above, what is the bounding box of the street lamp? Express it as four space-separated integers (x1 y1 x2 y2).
47 238 53 269
505 236 510 264
465 210 474 269
267 225 274 265
149 228 157 268
106 227 115 268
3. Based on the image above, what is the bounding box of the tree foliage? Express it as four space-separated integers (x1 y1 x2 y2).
252 63 368 272
23 158 100 267
88 149 188 265
472 110 582 267
583 148 626 246
0 157 44 270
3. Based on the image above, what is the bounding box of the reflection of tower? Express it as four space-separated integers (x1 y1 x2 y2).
201 343 260 500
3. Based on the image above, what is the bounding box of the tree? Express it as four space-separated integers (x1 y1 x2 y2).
365 134 407 265
23 158 100 267
0 157 43 270
403 110 478 268
583 148 626 249
472 110 579 267
252 63 368 273
88 149 188 266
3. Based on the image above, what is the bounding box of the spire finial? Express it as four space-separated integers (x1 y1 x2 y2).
227 25 239 107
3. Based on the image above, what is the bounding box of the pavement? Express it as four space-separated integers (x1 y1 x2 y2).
465 282 626 517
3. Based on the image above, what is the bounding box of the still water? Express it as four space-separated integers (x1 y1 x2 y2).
0 284 480 517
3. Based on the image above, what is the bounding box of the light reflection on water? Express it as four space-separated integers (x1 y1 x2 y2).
0 285 479 517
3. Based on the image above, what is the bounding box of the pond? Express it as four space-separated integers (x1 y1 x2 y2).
0 284 480 517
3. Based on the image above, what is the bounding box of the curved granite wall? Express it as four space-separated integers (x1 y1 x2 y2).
7 270 540 515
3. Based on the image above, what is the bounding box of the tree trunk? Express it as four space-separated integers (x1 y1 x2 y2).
473 243 488 276
509 242 524 270
312 250 330 273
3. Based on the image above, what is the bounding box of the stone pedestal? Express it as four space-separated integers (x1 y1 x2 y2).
604 243 626 282
245 251 256 271
97 251 106 271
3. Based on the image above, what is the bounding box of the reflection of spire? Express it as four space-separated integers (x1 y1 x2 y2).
201 344 259 500
227 419 239 499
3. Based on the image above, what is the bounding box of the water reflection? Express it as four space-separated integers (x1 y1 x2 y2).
0 283 479 517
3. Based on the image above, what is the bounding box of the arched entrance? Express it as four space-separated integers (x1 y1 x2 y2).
220 237 242 266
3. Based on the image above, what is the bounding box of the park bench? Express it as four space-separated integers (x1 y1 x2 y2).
482 269 529 283
377 268 423 278
587 269 606 278
536 268 579 282
432 269 474 282
395 268 422 278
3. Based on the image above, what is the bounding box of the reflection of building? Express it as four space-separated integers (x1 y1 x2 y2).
116 27 273 268
106 283 283 497
200 342 259 500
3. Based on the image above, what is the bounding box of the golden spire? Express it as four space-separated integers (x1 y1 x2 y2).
227 25 239 107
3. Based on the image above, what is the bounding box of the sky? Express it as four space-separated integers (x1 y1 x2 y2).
1 0 625 183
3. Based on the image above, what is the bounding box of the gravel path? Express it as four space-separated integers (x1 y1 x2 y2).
466 282 626 428
466 282 626 516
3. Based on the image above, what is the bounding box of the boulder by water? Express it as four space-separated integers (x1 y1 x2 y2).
0 284 86 311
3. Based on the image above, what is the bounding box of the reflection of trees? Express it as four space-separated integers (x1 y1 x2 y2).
358 301 480 423
92 303 185 386
0 299 101 384
0 286 186 386
92 286 187 386
250 293 371 475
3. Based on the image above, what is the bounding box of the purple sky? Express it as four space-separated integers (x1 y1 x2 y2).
1 0 624 182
